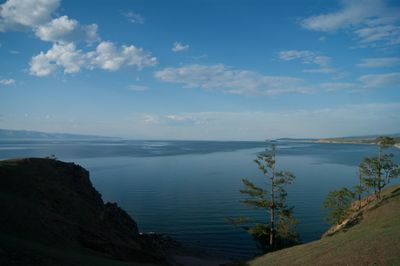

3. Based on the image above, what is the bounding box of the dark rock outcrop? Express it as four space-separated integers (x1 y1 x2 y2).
0 158 168 265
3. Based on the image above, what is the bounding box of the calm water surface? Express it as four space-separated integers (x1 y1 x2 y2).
1 140 399 258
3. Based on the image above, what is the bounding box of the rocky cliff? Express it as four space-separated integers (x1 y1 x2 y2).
0 158 170 265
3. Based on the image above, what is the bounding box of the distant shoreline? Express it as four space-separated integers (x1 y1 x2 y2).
314 139 400 149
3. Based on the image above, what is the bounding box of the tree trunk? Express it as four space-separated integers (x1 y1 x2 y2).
269 148 276 249
270 203 275 248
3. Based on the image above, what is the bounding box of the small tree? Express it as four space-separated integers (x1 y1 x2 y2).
323 187 355 225
359 136 400 199
227 144 298 251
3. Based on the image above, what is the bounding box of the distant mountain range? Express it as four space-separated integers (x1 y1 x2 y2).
0 129 120 140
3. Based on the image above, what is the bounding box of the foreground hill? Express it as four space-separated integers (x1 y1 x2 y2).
0 158 170 266
248 185 400 266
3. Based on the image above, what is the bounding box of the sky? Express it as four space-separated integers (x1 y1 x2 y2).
0 0 399 140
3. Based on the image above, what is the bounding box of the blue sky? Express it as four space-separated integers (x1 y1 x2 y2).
0 0 399 140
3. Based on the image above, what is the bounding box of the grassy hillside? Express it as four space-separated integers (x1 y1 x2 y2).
248 185 400 266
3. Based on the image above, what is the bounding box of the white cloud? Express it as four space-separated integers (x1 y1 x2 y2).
0 0 60 31
357 57 400 68
0 0 99 44
128 85 148 91
29 41 157 76
172 42 189 52
301 0 400 47
29 43 85 76
122 11 144 24
154 64 310 95
9 50 20 54
87 41 157 71
0 78 15 85
34 15 99 44
359 72 400 88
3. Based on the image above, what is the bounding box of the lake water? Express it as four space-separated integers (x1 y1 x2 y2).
1 139 399 258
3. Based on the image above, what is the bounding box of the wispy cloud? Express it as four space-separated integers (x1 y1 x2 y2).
154 64 311 96
359 72 400 88
279 50 336 74
172 42 189 52
301 0 400 48
303 68 336 74
128 85 148 91
357 57 400 68
155 64 399 94
319 82 359 91
0 78 15 85
279 50 331 66
122 11 144 24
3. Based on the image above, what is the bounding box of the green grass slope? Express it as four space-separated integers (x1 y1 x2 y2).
249 185 400 266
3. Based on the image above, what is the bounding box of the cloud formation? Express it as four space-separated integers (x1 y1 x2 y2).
34 15 99 43
301 0 400 47
155 64 398 94
155 64 311 95
172 42 189 52
0 0 157 77
30 42 157 76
